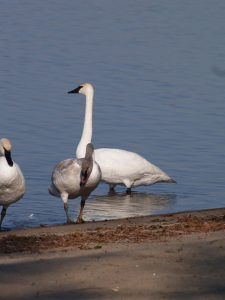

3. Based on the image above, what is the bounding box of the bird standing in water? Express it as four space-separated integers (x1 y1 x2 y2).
49 143 101 224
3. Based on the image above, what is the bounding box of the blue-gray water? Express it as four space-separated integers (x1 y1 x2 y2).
1 1 225 230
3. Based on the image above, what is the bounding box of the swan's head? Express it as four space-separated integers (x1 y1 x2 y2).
68 83 94 97
0 138 13 166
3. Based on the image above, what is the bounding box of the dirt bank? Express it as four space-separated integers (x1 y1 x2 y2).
0 208 224 254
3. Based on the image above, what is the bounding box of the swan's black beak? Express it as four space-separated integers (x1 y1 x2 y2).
68 86 82 94
4 149 13 167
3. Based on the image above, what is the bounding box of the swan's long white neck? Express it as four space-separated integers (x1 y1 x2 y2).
76 91 93 158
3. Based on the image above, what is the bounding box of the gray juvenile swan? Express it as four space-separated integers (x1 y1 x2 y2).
0 138 25 230
68 83 176 193
49 143 101 224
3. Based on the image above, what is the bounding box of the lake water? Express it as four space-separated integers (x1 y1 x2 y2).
1 0 225 230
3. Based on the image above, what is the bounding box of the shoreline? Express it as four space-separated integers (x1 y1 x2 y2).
0 207 224 254
0 207 224 300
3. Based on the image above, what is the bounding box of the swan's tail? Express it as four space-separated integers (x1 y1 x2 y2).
164 178 177 184
48 184 60 196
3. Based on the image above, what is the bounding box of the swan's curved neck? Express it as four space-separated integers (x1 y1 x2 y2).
76 91 93 158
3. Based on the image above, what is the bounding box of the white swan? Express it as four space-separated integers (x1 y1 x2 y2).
0 138 25 230
68 83 176 193
49 143 101 224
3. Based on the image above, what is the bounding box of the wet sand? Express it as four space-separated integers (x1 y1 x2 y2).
0 208 224 300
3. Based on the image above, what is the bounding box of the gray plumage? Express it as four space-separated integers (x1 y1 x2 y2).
49 143 101 224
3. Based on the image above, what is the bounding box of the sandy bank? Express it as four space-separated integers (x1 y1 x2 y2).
0 208 224 254
0 208 224 300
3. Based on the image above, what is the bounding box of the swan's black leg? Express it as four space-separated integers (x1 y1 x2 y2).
109 184 116 192
76 198 86 224
126 188 132 195
108 184 116 195
0 207 7 230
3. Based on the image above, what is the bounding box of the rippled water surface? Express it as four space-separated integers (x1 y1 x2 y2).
1 1 225 230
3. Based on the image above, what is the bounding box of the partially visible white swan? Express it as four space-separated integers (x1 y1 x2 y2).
0 138 25 230
49 143 101 224
68 83 176 193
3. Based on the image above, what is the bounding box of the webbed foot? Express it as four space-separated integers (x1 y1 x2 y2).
66 218 75 225
76 217 85 224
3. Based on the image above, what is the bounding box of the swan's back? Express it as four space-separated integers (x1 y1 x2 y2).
95 148 163 174
94 148 173 186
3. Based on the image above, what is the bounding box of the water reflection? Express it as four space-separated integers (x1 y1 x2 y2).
2 192 176 230
84 192 176 221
